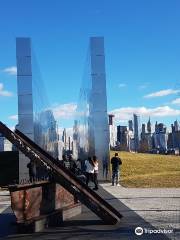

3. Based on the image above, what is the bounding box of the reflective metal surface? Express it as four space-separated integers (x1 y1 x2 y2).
75 37 110 179
16 38 58 180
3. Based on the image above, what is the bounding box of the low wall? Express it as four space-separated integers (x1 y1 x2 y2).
9 181 81 232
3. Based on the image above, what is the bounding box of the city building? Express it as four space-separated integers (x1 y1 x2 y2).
128 120 133 131
133 114 140 152
127 131 135 152
141 123 146 140
153 123 168 151
113 115 179 154
108 114 116 148
117 126 128 151
174 120 179 132
168 120 180 151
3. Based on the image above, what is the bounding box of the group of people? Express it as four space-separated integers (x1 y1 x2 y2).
27 158 50 182
62 154 99 190
27 151 122 189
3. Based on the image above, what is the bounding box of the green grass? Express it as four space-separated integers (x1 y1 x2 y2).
110 151 180 188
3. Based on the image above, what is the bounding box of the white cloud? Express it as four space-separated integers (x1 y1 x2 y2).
110 106 180 121
171 98 180 105
9 115 18 120
118 83 126 88
2 66 17 75
0 83 13 97
52 103 77 120
144 89 180 98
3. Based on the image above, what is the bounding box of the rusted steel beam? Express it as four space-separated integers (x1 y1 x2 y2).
9 180 50 191
0 121 122 224
15 128 123 221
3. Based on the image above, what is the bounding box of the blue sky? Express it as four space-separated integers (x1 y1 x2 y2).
0 0 180 132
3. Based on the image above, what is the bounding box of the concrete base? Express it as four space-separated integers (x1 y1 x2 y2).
17 203 82 233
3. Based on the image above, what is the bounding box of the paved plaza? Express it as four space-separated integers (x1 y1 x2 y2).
0 184 180 240
101 183 180 240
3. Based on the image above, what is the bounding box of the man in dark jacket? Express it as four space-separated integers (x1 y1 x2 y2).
111 152 122 186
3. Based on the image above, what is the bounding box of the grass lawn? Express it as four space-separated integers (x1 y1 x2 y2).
110 151 180 188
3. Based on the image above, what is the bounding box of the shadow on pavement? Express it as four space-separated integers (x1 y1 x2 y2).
2 186 174 240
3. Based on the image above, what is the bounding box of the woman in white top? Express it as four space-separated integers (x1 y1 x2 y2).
85 157 94 186
92 155 98 190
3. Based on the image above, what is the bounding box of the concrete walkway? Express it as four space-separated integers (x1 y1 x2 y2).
0 185 180 240
101 183 180 240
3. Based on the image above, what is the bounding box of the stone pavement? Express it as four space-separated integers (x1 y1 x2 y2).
101 183 180 240
0 184 180 240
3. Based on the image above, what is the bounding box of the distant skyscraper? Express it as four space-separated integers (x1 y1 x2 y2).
73 120 79 159
117 125 128 150
156 123 166 134
174 120 179 132
133 114 139 151
147 117 151 133
141 123 146 140
73 120 78 141
108 114 116 148
171 124 175 133
169 120 180 150
62 128 67 150
128 120 133 131
155 121 158 132
153 122 168 150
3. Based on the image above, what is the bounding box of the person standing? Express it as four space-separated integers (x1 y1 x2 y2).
62 154 69 168
111 152 122 186
27 159 36 182
76 158 82 175
92 155 98 190
85 157 94 186
68 154 77 174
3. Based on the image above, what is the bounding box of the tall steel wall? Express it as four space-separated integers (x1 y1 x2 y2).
16 38 58 180
76 37 110 179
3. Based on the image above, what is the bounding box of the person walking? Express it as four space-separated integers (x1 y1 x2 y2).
85 157 94 186
92 155 98 190
27 159 36 182
111 152 122 186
